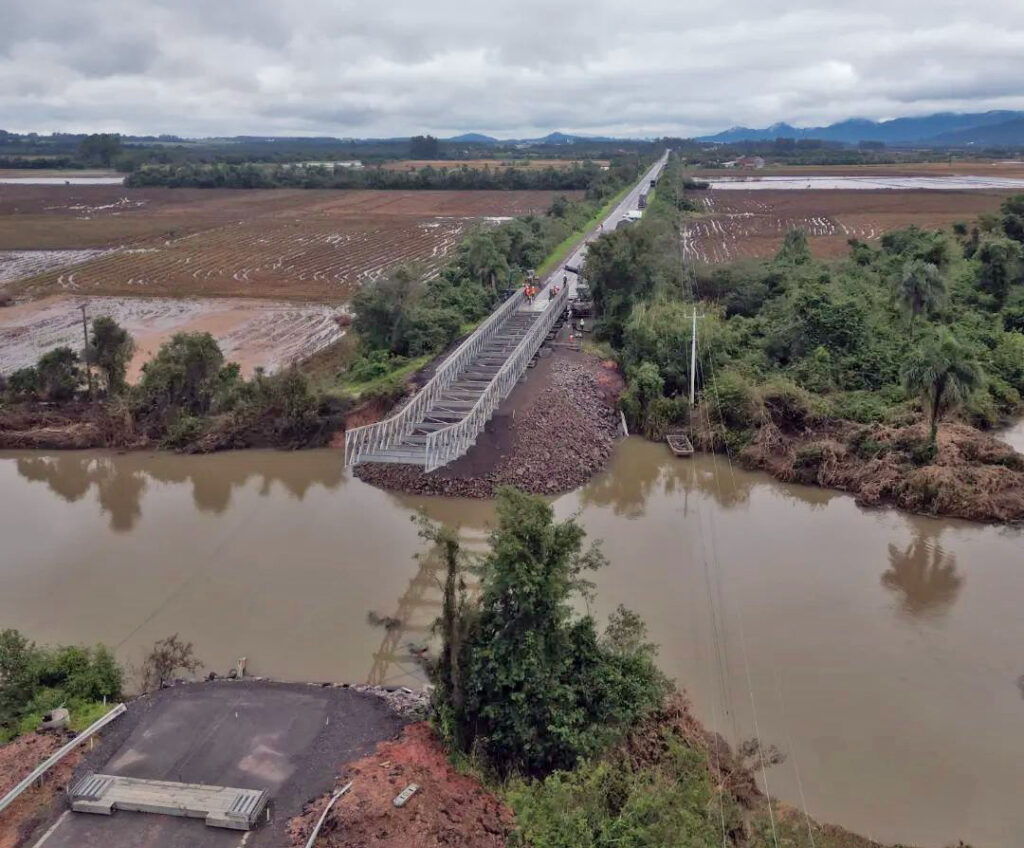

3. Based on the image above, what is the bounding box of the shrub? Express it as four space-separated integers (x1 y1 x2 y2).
140 634 201 691
161 413 206 448
5 366 39 401
136 332 226 419
36 346 82 402
709 369 758 428
0 629 123 740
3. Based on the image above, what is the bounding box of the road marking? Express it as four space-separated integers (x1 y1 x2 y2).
31 810 69 848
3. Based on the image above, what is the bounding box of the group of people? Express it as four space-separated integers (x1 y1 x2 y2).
524 272 573 306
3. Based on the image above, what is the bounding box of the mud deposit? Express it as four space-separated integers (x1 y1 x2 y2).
0 294 344 378
1 187 579 299
682 188 1009 263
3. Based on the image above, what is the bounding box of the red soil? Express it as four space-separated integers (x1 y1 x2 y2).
288 723 513 848
0 733 82 848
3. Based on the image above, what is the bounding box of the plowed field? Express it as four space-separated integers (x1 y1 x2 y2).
1 187 578 299
682 189 1012 263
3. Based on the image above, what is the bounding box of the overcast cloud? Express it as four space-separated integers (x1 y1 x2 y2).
2 0 1024 138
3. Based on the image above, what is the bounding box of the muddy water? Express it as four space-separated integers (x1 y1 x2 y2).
0 442 1021 847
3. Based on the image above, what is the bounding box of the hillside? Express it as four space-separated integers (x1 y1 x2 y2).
698 110 1024 146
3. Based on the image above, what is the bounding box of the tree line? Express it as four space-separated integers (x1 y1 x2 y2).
124 159 623 191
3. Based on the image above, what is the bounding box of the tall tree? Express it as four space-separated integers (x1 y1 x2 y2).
895 259 945 337
87 316 134 395
463 232 508 293
975 236 1022 307
901 331 981 446
428 488 666 777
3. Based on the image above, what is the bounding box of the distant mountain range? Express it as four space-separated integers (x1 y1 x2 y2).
696 111 1024 146
447 131 620 145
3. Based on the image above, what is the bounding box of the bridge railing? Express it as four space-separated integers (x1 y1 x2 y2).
424 285 569 471
344 287 526 465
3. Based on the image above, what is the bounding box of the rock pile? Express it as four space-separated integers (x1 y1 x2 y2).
354 356 623 498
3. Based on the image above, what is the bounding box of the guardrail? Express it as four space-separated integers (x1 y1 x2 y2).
303 781 353 848
0 702 127 815
344 288 525 465
425 284 569 471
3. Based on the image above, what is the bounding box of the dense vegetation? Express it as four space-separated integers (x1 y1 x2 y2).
0 319 328 451
0 629 122 742
423 488 668 778
586 157 1024 448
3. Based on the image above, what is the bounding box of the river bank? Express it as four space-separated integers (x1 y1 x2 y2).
712 414 1024 524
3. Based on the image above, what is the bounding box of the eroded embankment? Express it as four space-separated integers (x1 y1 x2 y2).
702 413 1024 524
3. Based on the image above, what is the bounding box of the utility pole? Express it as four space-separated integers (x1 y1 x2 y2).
689 306 697 407
79 303 93 400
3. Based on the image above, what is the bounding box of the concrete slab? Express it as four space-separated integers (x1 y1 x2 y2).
70 773 269 830
33 681 403 848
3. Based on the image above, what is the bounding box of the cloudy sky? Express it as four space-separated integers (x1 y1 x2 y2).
3 0 1024 138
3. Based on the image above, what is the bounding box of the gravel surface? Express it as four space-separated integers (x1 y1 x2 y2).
355 353 624 498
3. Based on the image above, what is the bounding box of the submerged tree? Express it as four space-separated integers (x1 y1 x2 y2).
901 331 981 446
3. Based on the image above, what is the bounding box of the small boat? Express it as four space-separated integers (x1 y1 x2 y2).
666 433 694 457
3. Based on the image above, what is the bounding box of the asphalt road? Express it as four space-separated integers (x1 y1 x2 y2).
529 151 669 310
33 681 403 848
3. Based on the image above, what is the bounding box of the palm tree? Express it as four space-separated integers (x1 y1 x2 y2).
901 331 981 446
895 259 945 337
463 233 508 295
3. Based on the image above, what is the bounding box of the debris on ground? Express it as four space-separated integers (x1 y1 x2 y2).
349 684 430 719
288 723 513 848
729 416 1024 523
355 354 623 498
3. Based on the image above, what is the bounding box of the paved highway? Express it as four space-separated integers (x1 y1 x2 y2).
529 150 669 310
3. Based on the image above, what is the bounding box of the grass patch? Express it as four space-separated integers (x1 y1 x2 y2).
535 185 632 279
333 354 431 401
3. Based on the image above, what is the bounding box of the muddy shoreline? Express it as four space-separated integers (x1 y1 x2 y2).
726 415 1024 524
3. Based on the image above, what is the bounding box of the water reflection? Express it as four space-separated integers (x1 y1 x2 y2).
11 450 345 531
881 524 964 618
579 438 842 517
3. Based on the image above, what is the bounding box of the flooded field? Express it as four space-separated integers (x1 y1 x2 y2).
0 176 124 185
0 186 577 298
0 440 1021 847
683 188 1010 262
0 294 345 377
708 175 1024 190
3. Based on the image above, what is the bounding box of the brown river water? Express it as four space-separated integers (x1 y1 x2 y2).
1 439 1021 847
